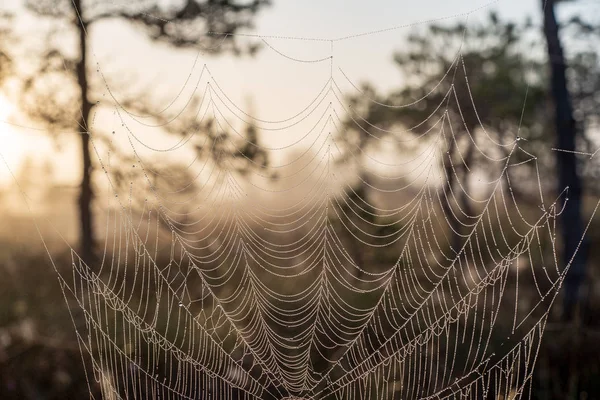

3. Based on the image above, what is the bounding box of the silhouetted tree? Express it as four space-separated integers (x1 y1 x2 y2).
19 0 270 266
541 0 587 322
340 13 547 253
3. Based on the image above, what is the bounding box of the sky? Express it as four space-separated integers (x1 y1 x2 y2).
0 0 589 185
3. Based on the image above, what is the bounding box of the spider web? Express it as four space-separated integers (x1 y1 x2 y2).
7 3 598 400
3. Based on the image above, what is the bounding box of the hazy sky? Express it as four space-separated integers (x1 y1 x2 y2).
0 0 589 185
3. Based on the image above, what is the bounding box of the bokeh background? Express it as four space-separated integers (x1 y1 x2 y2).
0 0 600 399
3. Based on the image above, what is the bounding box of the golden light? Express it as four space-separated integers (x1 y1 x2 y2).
0 94 30 185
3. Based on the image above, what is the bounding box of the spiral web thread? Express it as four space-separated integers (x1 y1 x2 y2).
12 3 598 400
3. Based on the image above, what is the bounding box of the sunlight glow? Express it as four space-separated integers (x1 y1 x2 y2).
0 95 28 184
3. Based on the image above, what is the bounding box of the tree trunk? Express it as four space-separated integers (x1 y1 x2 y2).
72 0 95 266
541 0 586 322
442 141 474 255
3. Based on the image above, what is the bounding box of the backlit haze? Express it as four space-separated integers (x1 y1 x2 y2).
0 0 582 186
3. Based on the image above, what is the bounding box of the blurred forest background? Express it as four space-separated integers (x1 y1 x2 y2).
0 0 600 399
